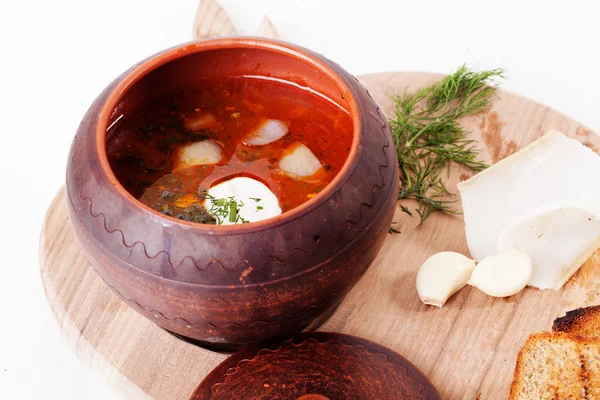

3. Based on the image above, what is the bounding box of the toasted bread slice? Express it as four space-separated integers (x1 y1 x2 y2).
580 339 600 399
553 305 600 339
509 332 600 399
553 305 600 397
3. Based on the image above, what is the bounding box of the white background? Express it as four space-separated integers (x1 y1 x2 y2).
0 0 598 398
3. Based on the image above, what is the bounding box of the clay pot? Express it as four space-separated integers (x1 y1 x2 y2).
66 38 399 349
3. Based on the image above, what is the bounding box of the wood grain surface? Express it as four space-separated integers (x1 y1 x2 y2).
257 16 279 39
40 71 600 399
192 0 237 40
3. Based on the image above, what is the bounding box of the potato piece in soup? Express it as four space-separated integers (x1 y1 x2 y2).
177 140 222 168
183 113 217 131
242 119 288 146
279 143 322 178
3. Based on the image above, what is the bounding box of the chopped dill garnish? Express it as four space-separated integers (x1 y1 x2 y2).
389 65 504 228
228 201 238 222
256 205 264 211
249 197 261 202
201 191 248 224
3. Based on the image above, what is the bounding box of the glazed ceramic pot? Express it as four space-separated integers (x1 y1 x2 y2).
66 37 399 349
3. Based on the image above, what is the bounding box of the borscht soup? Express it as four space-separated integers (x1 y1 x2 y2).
106 76 353 225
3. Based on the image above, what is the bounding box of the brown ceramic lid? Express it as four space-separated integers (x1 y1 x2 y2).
190 332 440 400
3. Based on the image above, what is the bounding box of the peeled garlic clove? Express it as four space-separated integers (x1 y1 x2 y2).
177 140 222 167
279 143 322 178
242 119 288 146
468 248 532 297
416 252 476 307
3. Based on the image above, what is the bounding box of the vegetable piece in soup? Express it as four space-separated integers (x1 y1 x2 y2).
242 119 289 146
279 142 323 178
177 140 222 168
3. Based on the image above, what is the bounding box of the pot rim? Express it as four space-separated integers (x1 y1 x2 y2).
96 37 362 234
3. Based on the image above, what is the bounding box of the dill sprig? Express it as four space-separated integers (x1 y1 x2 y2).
389 65 504 227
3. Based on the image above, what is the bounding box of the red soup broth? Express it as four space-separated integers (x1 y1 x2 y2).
106 76 353 224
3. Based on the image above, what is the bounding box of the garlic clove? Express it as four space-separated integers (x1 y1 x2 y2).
468 247 532 297
416 252 476 307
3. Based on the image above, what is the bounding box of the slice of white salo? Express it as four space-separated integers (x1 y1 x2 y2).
279 142 322 178
468 247 532 297
497 203 600 290
416 252 476 307
242 119 288 146
457 130 600 262
177 140 222 167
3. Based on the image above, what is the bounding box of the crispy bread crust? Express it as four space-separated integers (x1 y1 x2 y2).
553 305 600 336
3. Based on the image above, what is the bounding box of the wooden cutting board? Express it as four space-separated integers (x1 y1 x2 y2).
40 70 600 399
